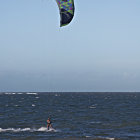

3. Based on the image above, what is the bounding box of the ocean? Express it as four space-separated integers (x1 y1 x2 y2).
0 92 140 140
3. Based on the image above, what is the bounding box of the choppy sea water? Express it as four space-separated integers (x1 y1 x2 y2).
0 92 140 140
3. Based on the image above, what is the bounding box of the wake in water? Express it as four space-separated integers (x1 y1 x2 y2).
0 127 59 133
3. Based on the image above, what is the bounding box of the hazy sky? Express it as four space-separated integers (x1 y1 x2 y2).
0 0 140 92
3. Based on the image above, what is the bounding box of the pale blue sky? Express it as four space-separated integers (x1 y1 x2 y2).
0 0 140 92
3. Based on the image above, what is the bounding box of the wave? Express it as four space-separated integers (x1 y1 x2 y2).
86 137 115 140
17 93 23 94
0 127 59 133
4 92 23 95
35 96 39 99
89 106 96 109
5 93 16 95
90 121 102 124
26 92 38 95
95 137 115 140
89 105 96 109
2 92 38 95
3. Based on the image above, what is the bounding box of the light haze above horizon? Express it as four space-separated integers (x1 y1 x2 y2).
0 0 140 92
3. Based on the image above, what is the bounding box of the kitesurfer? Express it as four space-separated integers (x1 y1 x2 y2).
47 117 52 130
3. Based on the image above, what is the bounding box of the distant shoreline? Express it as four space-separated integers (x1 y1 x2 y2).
55 138 121 140
0 91 140 93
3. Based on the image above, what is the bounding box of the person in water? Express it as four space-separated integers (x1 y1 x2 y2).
47 117 52 130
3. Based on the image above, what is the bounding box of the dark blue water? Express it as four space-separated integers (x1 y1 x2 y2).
0 92 140 140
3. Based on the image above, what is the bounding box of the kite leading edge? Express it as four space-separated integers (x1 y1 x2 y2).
56 0 75 27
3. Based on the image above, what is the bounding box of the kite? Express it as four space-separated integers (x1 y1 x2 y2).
56 0 75 27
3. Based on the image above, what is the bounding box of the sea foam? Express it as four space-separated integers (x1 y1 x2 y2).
26 93 38 95
0 127 58 133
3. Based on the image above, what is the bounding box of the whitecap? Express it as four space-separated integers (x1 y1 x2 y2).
0 127 59 133
17 93 23 94
98 137 115 140
89 106 96 109
0 128 30 132
5 93 12 95
107 138 115 140
32 104 35 107
85 135 91 138
89 105 96 109
18 100 22 103
90 121 101 124
21 128 31 131
26 93 37 95
5 93 16 95
55 94 60 97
